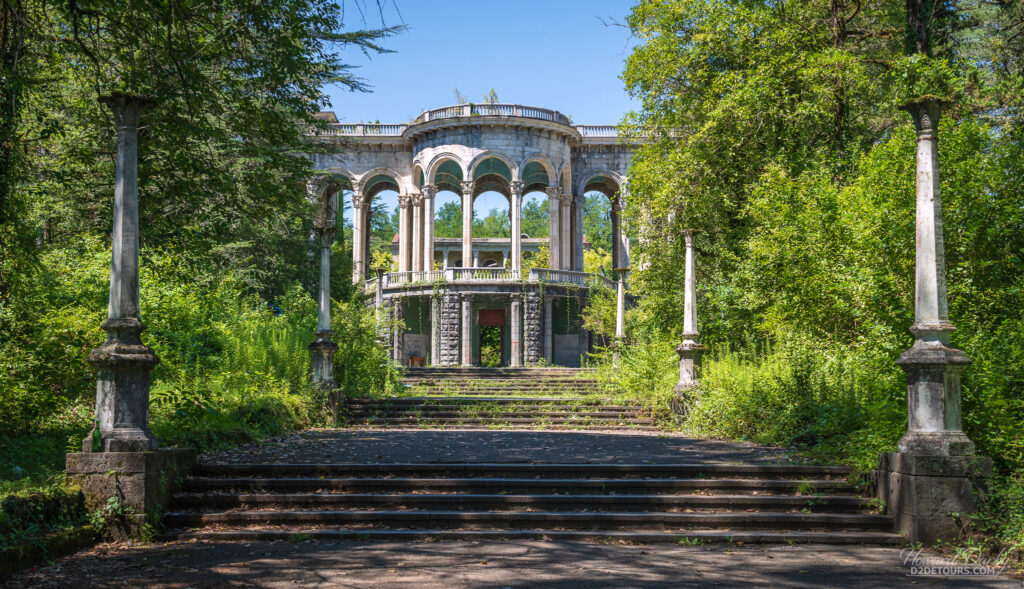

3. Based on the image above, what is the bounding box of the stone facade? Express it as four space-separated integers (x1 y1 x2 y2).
524 291 543 365
437 291 461 366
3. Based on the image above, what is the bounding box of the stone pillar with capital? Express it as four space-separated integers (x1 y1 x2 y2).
613 273 626 366
573 195 585 271
610 197 622 273
559 194 571 270
309 181 340 392
68 94 196 537
510 293 523 367
675 231 704 396
422 185 437 271
84 93 160 453
351 192 367 283
546 186 560 270
397 194 411 272
461 293 474 366
461 181 474 268
510 181 523 272
873 98 991 544
411 193 423 273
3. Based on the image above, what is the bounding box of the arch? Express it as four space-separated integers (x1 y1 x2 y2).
577 169 625 199
358 168 404 200
426 153 467 191
312 169 356 193
469 151 517 182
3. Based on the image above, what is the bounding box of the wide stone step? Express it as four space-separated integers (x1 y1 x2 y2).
182 477 858 495
160 528 904 545
171 493 872 512
347 397 626 405
349 418 654 426
163 509 892 531
184 477 856 495
191 462 853 479
347 411 646 419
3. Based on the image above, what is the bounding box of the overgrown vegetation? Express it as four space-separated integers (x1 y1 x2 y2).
581 0 1024 564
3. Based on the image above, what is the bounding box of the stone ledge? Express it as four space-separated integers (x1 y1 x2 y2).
877 452 992 478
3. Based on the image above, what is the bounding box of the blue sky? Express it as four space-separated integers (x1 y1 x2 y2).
331 0 639 221
326 0 638 124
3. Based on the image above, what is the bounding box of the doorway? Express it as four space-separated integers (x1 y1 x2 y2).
478 308 506 367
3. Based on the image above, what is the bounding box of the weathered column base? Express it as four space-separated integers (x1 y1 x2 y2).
309 334 338 390
896 339 974 456
873 452 991 544
674 340 705 395
66 448 196 538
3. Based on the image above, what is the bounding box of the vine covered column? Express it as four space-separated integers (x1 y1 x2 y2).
559 193 571 270
573 194 585 271
412 193 423 272
510 293 522 367
461 293 474 366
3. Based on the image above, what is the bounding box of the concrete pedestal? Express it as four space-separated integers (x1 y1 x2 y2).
66 448 196 537
873 452 991 544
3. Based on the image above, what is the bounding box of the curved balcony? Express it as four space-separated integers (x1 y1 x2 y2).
364 268 617 294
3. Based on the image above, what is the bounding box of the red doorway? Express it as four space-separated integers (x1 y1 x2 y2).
478 309 506 367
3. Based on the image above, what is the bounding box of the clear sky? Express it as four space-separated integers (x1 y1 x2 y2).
324 0 639 125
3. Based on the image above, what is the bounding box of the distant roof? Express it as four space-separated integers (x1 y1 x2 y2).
314 112 338 123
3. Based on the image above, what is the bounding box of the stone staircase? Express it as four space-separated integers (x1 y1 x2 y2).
161 462 900 544
346 367 655 430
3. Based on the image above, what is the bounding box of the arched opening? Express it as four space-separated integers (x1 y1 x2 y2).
582 174 625 273
345 172 400 279
471 157 513 268
430 158 465 268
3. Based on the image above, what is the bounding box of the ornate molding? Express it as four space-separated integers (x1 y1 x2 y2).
460 180 475 195
904 99 945 140
509 180 524 195
351 191 367 208
411 193 424 206
397 194 412 208
421 184 437 199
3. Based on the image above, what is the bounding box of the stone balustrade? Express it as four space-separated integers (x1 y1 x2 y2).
364 268 616 294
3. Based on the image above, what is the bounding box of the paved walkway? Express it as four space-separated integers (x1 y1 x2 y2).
7 429 1020 587
6 539 1019 588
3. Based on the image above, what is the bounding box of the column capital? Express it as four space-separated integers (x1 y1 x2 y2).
411 192 424 206
611 197 625 213
572 193 585 207
460 180 475 196
558 193 573 206
99 92 155 125
509 180 524 196
510 292 522 303
545 185 561 199
421 184 437 199
398 194 412 208
462 292 474 302
902 98 949 140
352 191 367 208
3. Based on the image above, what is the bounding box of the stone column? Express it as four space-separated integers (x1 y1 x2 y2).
509 181 523 272
873 98 991 544
675 231 705 394
546 186 560 270
430 294 440 365
461 293 474 366
524 291 543 365
411 193 423 273
543 296 554 363
559 194 571 270
392 299 405 364
578 290 590 366
573 195 585 271
443 250 450 269
510 294 522 367
473 250 480 268
309 185 340 392
610 198 621 272
351 192 366 283
397 194 411 272
461 181 474 268
438 291 461 365
84 93 160 452
613 274 625 366
422 185 436 271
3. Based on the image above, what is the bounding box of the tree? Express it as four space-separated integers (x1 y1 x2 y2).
520 197 549 238
434 201 462 238
483 88 500 104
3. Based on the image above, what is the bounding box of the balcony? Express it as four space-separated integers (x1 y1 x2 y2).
364 268 617 294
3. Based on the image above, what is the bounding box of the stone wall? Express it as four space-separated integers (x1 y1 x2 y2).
438 291 461 366
524 291 543 365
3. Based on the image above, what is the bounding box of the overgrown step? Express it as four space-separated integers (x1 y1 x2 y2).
163 461 896 545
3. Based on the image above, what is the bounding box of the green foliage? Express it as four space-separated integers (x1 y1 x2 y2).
588 339 676 421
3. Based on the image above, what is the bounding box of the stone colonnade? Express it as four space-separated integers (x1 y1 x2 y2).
350 182 623 281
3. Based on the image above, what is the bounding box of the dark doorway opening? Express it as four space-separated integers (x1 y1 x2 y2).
478 308 506 367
